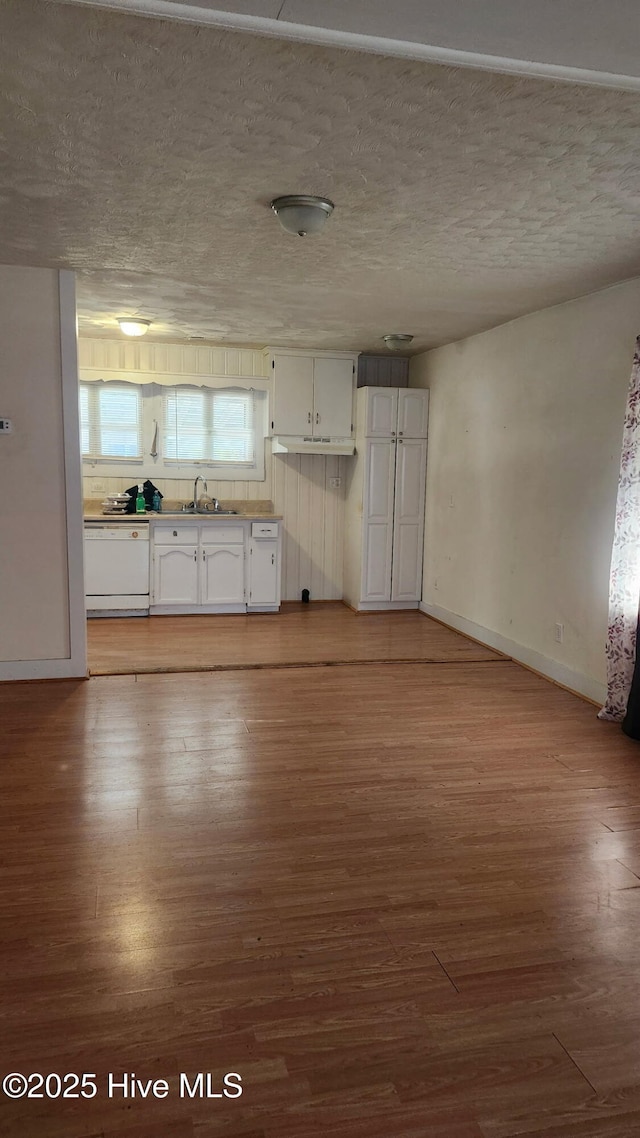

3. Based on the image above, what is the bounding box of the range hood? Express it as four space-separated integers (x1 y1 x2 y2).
271 437 355 456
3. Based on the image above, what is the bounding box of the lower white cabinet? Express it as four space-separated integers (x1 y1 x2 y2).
249 539 279 607
153 545 199 606
151 519 280 613
201 543 245 605
247 520 281 610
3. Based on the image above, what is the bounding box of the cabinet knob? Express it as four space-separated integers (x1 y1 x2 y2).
399 430 404 436
316 412 320 424
307 411 312 423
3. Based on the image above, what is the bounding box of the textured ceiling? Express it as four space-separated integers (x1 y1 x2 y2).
2 1 640 352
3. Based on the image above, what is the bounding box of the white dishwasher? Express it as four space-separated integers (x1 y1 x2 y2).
84 523 150 616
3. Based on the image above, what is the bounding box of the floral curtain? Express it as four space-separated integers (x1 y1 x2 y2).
599 336 640 721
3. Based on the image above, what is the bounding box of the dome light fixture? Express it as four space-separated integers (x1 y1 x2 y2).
383 334 414 352
270 195 334 237
118 318 151 337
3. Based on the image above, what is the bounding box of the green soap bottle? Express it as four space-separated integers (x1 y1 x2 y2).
135 484 146 514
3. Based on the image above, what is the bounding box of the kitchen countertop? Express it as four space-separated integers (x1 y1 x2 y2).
84 512 282 522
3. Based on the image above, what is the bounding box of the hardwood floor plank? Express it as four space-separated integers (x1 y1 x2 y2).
3 616 640 1136
87 604 505 675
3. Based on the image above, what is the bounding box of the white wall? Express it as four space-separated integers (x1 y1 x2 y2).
79 338 345 600
0 267 86 679
410 276 640 703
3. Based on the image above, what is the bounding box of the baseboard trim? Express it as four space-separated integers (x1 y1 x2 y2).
419 601 606 706
0 660 89 682
353 601 419 612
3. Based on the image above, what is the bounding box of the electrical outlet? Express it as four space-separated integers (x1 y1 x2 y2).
555 623 564 643
329 477 342 488
92 480 106 493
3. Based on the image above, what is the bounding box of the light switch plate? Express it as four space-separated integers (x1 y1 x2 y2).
0 418 13 433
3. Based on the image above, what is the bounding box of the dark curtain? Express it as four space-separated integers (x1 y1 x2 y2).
622 624 640 739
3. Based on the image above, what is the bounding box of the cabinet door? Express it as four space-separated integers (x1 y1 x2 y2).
272 354 314 435
201 544 245 605
397 388 429 438
249 539 279 606
391 438 426 602
365 387 398 437
362 439 395 602
153 546 198 605
312 357 354 437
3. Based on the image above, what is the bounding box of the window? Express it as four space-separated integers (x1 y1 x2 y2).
79 379 265 480
163 387 255 466
79 383 143 460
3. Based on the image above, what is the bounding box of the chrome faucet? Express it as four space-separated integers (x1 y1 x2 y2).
193 475 207 508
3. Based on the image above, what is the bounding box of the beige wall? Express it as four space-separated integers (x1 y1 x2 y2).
410 277 640 701
0 267 85 676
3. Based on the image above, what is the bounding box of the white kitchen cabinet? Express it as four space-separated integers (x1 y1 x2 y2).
311 357 354 437
153 545 199 606
150 518 280 614
248 539 279 607
271 353 314 435
201 544 245 605
343 387 429 611
361 439 395 602
365 386 428 439
390 437 428 601
268 349 357 439
248 520 281 610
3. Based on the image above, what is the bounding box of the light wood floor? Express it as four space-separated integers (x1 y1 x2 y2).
87 603 504 675
4 648 640 1135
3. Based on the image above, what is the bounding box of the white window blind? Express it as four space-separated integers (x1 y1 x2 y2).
163 387 256 466
79 382 143 460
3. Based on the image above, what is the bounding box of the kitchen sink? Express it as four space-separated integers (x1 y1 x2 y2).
180 506 237 515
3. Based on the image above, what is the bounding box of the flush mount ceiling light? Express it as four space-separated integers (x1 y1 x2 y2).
118 318 151 337
383 334 414 351
270 195 334 237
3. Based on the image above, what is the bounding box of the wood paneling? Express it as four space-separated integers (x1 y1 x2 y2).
2 654 640 1135
271 455 345 601
78 339 266 379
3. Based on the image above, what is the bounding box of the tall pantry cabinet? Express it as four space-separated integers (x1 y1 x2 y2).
343 387 429 610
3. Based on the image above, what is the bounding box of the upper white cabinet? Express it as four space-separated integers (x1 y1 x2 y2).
271 354 314 435
312 357 354 437
397 389 429 439
267 350 357 439
365 386 429 439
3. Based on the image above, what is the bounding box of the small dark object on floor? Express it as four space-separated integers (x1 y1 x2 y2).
301 589 310 603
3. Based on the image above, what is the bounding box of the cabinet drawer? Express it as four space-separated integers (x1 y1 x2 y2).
201 525 245 545
251 521 278 538
153 526 199 545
